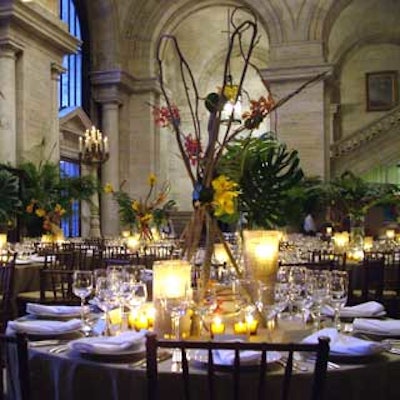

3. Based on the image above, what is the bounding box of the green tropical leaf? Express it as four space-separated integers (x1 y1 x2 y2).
218 134 304 228
0 167 21 224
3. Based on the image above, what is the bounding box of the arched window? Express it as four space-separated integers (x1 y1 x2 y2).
59 0 82 109
59 0 88 237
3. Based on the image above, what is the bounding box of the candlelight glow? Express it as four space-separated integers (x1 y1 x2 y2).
153 260 192 300
386 229 395 240
243 230 280 281
0 234 7 250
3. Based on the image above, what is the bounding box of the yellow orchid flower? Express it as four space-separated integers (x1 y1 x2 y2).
104 183 114 194
212 175 238 194
35 208 46 218
223 84 239 102
131 200 141 213
140 213 153 223
148 173 157 186
54 204 66 216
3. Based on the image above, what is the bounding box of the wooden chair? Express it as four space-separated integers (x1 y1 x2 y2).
0 333 30 400
349 254 385 305
17 251 79 315
145 333 330 400
309 250 346 270
0 253 16 332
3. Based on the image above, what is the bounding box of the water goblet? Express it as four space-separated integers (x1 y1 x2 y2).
308 270 331 330
73 270 93 334
329 270 348 331
95 276 120 335
130 281 148 310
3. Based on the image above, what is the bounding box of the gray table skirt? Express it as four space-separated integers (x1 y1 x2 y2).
28 347 400 400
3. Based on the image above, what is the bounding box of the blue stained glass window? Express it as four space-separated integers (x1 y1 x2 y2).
60 160 81 237
59 0 82 109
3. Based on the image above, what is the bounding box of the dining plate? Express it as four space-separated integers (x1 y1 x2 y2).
15 259 32 265
70 343 146 363
191 349 281 370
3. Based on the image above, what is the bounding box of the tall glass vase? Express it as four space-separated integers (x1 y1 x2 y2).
349 214 365 251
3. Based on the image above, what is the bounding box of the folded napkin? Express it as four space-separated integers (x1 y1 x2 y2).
7 318 82 335
353 318 400 336
322 301 385 318
302 327 387 356
26 303 82 318
213 349 261 365
69 330 146 354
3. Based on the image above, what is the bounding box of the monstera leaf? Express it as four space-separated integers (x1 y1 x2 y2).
0 167 21 224
218 134 304 228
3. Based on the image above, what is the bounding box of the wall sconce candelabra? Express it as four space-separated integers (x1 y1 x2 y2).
79 126 110 238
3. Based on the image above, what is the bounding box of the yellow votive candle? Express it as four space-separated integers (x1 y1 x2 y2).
210 316 225 335
245 315 258 335
134 314 149 331
109 308 122 325
233 321 248 335
146 306 156 328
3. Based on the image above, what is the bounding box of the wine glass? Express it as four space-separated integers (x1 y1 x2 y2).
73 270 93 333
130 281 148 310
95 276 120 335
288 266 307 318
308 270 331 330
329 270 348 331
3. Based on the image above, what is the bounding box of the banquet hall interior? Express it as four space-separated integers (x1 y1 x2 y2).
1 0 400 399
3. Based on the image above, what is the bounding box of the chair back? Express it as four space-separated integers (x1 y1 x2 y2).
145 333 330 400
361 254 385 303
0 333 30 400
0 253 16 332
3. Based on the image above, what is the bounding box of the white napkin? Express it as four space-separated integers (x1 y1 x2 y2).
7 318 82 335
213 349 261 365
69 330 146 354
322 301 385 318
26 303 82 318
302 327 388 356
353 318 400 336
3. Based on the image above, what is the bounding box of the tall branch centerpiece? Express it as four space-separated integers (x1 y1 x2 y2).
154 8 327 293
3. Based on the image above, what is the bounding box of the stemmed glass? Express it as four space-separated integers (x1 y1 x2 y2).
329 270 348 331
191 286 217 336
95 276 120 335
308 270 331 330
288 266 307 318
72 270 93 334
130 281 148 311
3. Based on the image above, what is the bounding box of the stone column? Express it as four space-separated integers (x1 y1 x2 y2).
0 43 19 165
100 101 120 237
50 62 64 162
261 64 332 179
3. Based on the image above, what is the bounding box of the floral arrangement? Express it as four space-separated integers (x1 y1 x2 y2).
104 174 175 241
26 201 66 238
21 161 97 238
153 8 327 286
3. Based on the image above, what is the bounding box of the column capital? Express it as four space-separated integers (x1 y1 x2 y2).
261 64 333 83
0 38 24 58
51 61 66 80
91 69 162 99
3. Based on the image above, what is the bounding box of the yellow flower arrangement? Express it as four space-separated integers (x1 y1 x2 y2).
105 174 174 241
212 175 239 217
26 199 66 237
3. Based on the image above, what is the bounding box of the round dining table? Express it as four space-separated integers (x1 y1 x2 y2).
25 324 400 400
